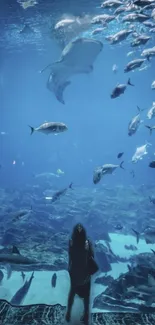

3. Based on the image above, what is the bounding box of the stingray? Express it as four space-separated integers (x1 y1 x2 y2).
40 38 103 104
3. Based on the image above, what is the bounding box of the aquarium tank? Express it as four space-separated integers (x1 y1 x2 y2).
0 0 155 324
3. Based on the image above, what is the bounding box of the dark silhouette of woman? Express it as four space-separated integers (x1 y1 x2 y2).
65 223 94 325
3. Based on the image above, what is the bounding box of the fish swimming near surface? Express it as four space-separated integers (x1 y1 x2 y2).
10 271 34 305
40 38 103 104
28 122 68 135
111 78 134 98
51 273 57 287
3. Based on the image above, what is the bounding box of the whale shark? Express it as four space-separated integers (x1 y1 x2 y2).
40 37 103 104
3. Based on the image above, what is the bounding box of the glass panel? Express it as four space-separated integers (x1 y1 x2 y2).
0 0 155 324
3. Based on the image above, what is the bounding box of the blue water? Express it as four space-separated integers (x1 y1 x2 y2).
0 0 155 318
0 3 154 188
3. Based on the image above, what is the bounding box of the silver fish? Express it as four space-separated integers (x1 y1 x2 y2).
28 122 68 135
124 58 145 72
122 13 150 23
93 162 124 184
128 111 141 136
106 29 132 44
141 46 155 60
147 102 155 119
132 143 150 163
131 35 151 47
101 0 123 8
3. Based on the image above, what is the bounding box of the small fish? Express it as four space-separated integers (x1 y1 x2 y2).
5 264 12 280
151 81 155 89
128 106 143 136
127 51 135 56
28 122 68 135
131 35 150 47
0 132 7 135
149 161 155 168
147 102 155 120
57 169 64 175
19 0 38 9
124 244 138 251
149 196 155 204
0 270 4 284
54 18 75 30
91 14 116 24
93 162 124 184
132 227 155 245
117 152 124 159
106 29 132 45
132 143 151 163
130 170 135 178
21 271 26 282
122 13 150 23
19 24 34 34
112 64 118 73
141 46 155 60
114 223 123 230
101 0 123 9
11 271 34 305
91 27 105 35
12 207 32 222
51 183 73 203
145 125 155 135
111 78 134 99
51 273 57 288
124 58 145 72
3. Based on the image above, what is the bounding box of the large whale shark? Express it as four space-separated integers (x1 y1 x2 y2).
40 37 103 104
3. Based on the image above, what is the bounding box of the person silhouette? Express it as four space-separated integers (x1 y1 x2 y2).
65 223 98 325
